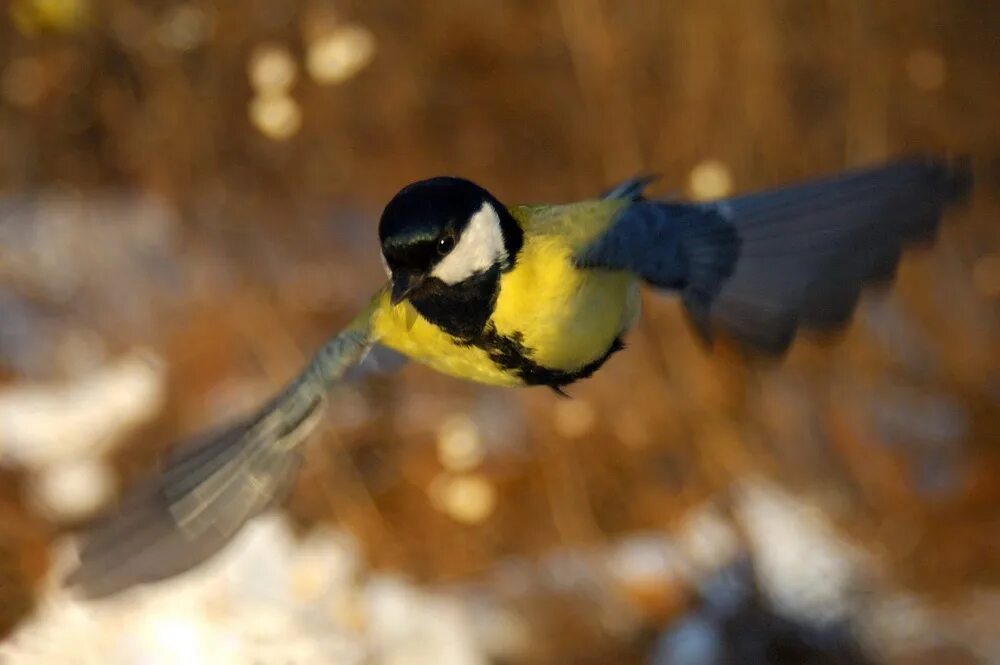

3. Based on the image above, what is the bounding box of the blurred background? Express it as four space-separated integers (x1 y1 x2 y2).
0 1 998 663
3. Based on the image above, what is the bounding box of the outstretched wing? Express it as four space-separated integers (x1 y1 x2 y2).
66 299 387 598
578 156 971 355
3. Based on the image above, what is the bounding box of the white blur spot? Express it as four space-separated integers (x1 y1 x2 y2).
30 458 116 521
688 160 732 201
436 413 485 472
735 480 867 624
306 24 377 85
247 44 297 93
138 614 210 665
249 93 301 140
0 349 166 468
430 201 506 285
428 472 497 524
606 534 683 591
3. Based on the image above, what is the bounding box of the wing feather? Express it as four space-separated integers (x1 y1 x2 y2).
578 156 971 355
66 301 381 597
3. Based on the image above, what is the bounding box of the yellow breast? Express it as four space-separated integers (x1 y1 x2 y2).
371 200 640 387
490 215 637 371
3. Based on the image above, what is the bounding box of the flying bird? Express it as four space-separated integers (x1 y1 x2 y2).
67 156 970 597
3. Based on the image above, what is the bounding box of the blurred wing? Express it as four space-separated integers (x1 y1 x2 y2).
66 305 379 598
61 417 303 598
578 156 971 355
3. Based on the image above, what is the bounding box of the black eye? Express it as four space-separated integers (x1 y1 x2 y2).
437 235 455 255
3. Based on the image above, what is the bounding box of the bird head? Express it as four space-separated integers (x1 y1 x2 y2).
378 177 523 306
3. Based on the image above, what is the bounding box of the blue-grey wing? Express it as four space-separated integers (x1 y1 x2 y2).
579 157 971 355
67 318 381 598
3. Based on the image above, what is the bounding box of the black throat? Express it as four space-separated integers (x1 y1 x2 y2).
408 265 501 341
409 205 522 341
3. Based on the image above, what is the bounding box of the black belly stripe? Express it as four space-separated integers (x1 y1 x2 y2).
473 323 624 392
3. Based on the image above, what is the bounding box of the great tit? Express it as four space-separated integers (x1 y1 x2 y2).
67 156 969 597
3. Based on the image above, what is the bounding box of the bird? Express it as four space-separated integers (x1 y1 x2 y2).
66 156 970 597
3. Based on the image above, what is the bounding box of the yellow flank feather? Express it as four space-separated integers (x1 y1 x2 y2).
370 199 640 387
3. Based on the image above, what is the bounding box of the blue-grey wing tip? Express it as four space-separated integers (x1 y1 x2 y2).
601 174 660 202
936 153 973 203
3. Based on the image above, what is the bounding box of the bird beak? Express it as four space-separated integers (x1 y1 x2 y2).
390 271 422 305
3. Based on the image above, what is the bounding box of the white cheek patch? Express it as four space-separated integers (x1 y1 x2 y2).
380 251 392 278
431 201 507 285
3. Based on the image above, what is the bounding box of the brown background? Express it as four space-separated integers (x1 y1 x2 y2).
0 1 998 662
